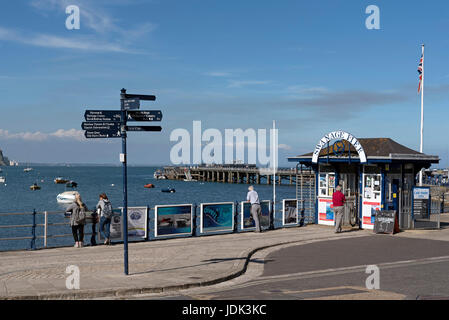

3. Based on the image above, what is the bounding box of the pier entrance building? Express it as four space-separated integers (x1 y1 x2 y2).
288 131 439 230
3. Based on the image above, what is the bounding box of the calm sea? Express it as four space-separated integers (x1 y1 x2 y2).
0 166 296 251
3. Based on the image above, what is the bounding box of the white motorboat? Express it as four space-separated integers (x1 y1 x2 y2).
0 176 5 183
56 191 79 204
23 168 33 172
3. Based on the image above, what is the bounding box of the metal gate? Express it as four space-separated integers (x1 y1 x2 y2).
296 165 316 225
399 189 412 229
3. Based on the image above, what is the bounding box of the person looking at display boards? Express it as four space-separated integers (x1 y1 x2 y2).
332 185 346 233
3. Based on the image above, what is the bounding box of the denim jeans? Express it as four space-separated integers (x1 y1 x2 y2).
100 216 111 239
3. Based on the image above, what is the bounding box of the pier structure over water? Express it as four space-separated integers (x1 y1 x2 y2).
161 165 306 185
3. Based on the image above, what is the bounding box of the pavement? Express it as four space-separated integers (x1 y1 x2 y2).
1 216 449 300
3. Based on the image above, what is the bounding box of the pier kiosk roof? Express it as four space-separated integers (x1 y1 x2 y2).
288 137 439 167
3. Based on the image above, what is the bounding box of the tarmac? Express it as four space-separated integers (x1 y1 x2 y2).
1 219 448 300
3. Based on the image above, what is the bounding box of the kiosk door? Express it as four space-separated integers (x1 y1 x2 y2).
362 172 382 229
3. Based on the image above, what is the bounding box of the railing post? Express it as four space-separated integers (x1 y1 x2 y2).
234 201 239 233
192 203 197 237
44 211 48 248
30 209 36 250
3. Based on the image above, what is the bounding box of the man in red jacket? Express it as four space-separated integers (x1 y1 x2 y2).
332 185 346 233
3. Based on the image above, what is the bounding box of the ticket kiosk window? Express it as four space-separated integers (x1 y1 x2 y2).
319 173 335 197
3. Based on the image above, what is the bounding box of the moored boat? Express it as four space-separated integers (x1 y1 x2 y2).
161 187 176 193
30 183 41 191
54 177 69 184
23 168 33 172
57 191 79 204
65 181 78 188
144 183 155 188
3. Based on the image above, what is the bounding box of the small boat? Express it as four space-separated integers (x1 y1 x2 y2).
54 177 69 184
66 181 78 188
0 176 5 183
57 191 79 204
154 170 167 179
23 168 33 172
30 183 41 191
144 183 155 189
161 187 176 193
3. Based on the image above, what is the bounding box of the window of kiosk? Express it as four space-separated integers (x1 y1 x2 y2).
319 173 335 197
363 174 381 201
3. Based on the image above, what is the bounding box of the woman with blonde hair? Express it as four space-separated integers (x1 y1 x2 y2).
66 193 88 248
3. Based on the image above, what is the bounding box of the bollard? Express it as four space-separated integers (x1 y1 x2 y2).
30 209 36 250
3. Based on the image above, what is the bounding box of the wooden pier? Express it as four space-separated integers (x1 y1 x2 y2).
161 165 306 185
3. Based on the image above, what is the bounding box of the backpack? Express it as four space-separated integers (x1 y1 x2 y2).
102 201 113 219
74 206 86 224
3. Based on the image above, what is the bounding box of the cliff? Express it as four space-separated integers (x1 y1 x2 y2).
0 149 9 166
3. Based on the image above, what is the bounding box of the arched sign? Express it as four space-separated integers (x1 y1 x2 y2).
312 131 367 163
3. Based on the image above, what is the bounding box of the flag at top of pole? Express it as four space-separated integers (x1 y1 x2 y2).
418 51 424 93
418 44 425 186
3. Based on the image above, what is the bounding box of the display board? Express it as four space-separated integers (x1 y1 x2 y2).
373 210 396 234
241 200 271 230
200 202 234 233
98 211 123 241
155 204 193 237
413 186 430 219
282 199 298 225
318 198 334 226
98 207 148 241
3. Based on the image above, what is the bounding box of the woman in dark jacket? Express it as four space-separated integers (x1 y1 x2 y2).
66 193 88 248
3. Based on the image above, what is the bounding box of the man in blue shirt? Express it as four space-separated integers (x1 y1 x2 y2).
247 186 262 232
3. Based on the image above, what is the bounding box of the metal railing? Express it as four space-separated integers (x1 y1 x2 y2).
0 210 97 251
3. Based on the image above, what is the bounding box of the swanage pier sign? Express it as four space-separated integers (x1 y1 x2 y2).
312 130 367 163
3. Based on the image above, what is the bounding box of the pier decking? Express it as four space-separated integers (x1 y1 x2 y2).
161 165 310 185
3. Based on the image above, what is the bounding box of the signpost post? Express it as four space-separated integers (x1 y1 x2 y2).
82 88 162 275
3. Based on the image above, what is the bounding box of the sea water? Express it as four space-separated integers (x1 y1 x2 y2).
0 166 296 251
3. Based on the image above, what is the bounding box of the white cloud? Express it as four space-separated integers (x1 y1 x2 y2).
278 144 292 150
228 80 271 88
0 129 85 141
204 72 232 77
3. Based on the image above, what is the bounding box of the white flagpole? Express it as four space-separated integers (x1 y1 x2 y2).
419 44 425 186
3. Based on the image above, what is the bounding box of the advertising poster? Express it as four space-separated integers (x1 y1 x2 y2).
241 200 271 230
200 202 234 233
282 199 298 225
318 198 334 226
155 204 193 237
126 207 148 238
362 201 380 229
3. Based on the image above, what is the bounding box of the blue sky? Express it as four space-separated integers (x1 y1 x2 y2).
0 0 448 166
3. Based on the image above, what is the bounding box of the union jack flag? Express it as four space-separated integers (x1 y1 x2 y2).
417 54 423 93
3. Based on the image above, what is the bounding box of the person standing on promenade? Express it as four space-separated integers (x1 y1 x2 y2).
96 193 113 245
247 186 262 232
66 193 88 248
332 185 346 233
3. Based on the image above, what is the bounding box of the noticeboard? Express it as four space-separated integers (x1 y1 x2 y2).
200 202 234 234
98 207 148 241
241 200 271 230
155 204 193 237
413 186 430 219
282 199 298 225
373 210 397 234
